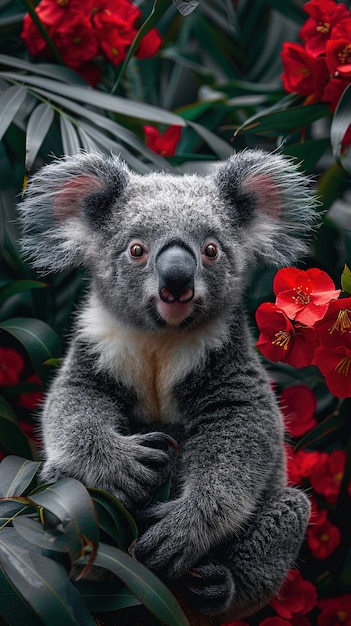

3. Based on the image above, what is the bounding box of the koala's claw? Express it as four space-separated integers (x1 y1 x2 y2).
138 432 179 453
185 562 236 616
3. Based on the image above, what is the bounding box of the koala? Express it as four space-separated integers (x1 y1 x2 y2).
19 150 316 620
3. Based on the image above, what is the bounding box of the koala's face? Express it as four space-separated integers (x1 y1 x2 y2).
89 174 244 332
19 150 316 333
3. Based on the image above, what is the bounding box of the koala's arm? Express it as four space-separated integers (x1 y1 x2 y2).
40 340 174 510
135 333 286 577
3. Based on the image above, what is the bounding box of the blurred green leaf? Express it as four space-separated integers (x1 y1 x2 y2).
0 84 26 141
187 120 233 158
0 456 41 497
25 103 54 173
0 279 47 304
235 102 329 136
0 395 33 458
294 410 344 451
0 317 61 381
29 478 99 567
331 83 351 174
93 543 189 626
341 264 351 295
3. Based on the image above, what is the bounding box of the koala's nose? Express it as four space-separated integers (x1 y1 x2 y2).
156 244 195 304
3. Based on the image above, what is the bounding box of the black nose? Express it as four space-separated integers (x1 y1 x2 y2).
156 244 195 303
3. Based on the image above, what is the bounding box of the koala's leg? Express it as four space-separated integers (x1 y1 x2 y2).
183 486 310 619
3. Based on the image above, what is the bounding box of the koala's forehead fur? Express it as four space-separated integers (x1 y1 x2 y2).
105 172 232 247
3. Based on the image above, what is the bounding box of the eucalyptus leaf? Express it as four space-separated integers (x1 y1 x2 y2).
341 264 351 295
29 478 99 566
0 540 93 626
0 567 39 626
93 543 189 626
13 517 68 553
89 487 138 551
0 456 41 497
73 579 141 611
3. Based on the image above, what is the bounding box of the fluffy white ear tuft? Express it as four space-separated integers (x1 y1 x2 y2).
18 152 129 272
215 149 318 266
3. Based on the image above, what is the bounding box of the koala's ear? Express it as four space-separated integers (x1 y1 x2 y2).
215 149 318 266
18 152 129 272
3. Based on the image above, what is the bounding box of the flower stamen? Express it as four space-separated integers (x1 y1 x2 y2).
335 356 351 376
272 331 291 350
328 309 351 334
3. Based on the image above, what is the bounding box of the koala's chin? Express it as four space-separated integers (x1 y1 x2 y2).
156 298 194 328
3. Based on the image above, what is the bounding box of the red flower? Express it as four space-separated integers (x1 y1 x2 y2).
322 77 349 110
256 303 316 368
0 348 25 386
136 28 162 59
326 38 351 79
310 449 350 503
281 385 317 437
18 374 44 411
313 339 351 398
315 297 351 348
143 125 182 156
318 595 351 626
307 516 341 559
285 446 328 487
274 267 341 326
299 0 351 57
270 570 317 619
281 42 329 98
53 16 99 67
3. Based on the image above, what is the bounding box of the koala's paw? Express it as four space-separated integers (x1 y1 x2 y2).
114 433 178 511
184 562 236 616
134 501 204 578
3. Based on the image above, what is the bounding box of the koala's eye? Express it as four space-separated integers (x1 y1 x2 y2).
130 243 146 258
203 243 219 259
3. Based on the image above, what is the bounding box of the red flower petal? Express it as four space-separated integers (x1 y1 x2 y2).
281 385 317 437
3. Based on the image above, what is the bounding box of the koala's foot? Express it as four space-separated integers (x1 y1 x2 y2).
219 486 311 621
184 561 235 616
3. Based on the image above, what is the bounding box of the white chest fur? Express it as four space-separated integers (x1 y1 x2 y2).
77 297 228 423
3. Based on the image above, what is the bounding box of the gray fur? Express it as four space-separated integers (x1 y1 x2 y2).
18 150 315 618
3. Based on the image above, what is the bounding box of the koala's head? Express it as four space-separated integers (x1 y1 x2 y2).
19 151 317 332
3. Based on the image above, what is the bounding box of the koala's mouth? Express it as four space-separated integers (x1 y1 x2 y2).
156 298 194 327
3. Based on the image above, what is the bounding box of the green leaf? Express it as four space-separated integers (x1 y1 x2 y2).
235 102 329 136
0 567 40 626
0 279 47 304
186 120 233 158
0 85 27 141
0 72 186 126
73 579 141 611
29 478 99 566
0 540 95 625
0 456 41 497
25 103 54 173
60 115 81 156
331 83 351 174
0 317 61 381
0 395 33 458
13 517 68 553
89 488 138 551
341 264 351 295
93 543 189 626
0 497 31 521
